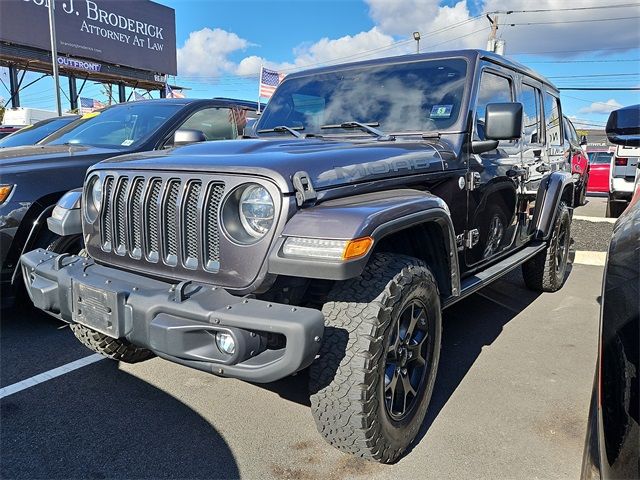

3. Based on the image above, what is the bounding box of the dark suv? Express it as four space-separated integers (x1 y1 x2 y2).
21 50 576 462
1 98 258 305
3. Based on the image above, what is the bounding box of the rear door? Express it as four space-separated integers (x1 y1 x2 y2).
520 81 546 195
542 90 568 174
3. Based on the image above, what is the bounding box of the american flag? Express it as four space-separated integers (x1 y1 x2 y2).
259 67 285 99
80 97 104 113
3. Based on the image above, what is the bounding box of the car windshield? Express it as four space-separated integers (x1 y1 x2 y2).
589 151 613 164
44 103 183 148
0 116 79 148
257 58 468 136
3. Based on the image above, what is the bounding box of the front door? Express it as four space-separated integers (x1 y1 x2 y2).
465 68 520 268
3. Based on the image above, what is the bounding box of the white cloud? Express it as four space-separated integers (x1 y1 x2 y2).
578 99 624 115
177 28 250 77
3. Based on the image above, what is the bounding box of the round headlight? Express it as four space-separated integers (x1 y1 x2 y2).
239 184 274 239
89 176 103 211
85 175 103 222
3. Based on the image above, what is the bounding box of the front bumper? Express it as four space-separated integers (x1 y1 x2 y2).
21 249 324 383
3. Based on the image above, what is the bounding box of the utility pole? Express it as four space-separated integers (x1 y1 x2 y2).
486 14 498 52
486 14 505 55
48 0 62 116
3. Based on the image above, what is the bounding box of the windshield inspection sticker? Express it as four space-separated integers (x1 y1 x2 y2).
430 104 453 119
121 139 134 146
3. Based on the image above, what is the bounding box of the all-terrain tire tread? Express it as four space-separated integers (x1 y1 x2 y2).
70 324 153 363
522 201 571 292
309 252 439 463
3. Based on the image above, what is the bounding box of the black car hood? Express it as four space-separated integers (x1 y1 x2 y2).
94 137 458 193
0 144 122 170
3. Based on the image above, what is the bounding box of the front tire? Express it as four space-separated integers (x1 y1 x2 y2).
70 324 154 363
522 201 571 292
309 253 441 463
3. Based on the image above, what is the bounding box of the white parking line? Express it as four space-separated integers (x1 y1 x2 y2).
574 215 617 224
0 354 105 400
573 251 607 267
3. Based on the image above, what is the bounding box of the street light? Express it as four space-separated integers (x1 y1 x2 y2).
413 31 421 54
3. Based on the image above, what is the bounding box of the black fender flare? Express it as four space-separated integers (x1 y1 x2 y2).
531 171 574 241
268 189 460 295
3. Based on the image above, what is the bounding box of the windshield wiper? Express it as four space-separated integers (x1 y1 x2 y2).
320 121 395 141
257 125 304 138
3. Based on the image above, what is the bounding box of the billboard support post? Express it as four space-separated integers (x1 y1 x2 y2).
8 65 20 108
48 0 62 116
68 75 77 111
118 83 126 103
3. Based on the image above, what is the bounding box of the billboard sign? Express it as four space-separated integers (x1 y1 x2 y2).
0 0 177 75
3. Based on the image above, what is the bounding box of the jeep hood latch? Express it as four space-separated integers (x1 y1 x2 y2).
292 171 317 207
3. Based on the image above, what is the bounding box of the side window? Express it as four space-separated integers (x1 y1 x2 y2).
543 92 562 146
521 83 542 145
178 108 238 141
475 71 513 142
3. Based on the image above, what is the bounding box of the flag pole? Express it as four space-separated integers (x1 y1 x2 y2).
257 65 263 114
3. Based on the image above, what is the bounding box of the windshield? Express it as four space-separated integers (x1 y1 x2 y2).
44 103 183 148
0 116 79 148
257 58 468 136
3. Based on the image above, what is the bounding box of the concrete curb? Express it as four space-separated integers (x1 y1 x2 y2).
573 250 607 267
574 215 617 224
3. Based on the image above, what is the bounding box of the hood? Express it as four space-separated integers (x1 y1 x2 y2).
94 137 460 193
0 144 122 170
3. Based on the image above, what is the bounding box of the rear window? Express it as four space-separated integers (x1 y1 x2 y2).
589 152 613 164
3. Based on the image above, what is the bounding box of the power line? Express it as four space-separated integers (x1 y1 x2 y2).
493 3 640 14
513 46 639 55
526 58 640 64
548 73 640 78
559 87 640 90
503 16 640 26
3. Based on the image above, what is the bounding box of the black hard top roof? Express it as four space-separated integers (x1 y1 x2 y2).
284 49 557 92
107 97 260 110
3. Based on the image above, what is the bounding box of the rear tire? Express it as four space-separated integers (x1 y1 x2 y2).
70 324 154 363
309 253 441 463
522 201 571 292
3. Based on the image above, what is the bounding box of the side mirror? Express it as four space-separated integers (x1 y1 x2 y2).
173 129 207 146
606 104 640 147
484 103 523 141
580 135 588 146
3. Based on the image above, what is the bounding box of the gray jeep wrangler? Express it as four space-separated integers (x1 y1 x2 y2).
22 50 576 462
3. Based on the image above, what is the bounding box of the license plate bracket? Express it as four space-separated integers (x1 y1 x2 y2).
72 282 124 338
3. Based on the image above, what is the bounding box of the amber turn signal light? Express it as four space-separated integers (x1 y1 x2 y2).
342 237 374 260
0 185 13 204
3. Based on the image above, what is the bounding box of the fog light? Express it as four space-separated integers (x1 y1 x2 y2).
215 332 236 355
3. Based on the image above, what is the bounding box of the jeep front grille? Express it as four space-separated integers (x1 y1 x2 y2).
100 175 225 271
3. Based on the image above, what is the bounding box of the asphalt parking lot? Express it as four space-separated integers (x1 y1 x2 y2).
0 196 613 480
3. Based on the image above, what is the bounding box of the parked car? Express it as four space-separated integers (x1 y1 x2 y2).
608 144 640 217
587 150 614 193
0 115 80 148
0 125 21 139
21 49 577 463
1 98 259 306
581 104 639 480
2 107 58 126
563 116 590 205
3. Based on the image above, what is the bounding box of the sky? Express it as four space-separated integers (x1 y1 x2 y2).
1 0 639 130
